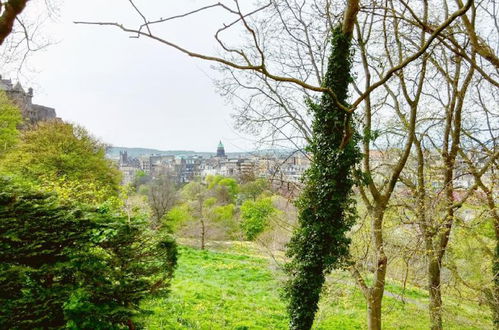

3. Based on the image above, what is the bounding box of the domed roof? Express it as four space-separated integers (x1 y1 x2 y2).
216 140 226 158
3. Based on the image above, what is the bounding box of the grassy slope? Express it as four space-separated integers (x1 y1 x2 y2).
141 244 491 329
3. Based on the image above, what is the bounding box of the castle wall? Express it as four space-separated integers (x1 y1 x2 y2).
0 76 57 124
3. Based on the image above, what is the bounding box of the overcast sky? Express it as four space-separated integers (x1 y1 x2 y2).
15 0 255 152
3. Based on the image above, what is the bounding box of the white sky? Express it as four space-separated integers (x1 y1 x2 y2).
15 0 256 152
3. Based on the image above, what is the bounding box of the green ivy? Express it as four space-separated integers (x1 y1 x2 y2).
284 26 361 330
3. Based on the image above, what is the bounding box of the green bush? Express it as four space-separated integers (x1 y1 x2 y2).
0 178 177 329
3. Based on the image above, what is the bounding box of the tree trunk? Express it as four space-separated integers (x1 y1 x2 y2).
285 19 361 329
367 208 387 330
200 218 205 250
428 257 443 330
367 291 383 330
493 222 499 328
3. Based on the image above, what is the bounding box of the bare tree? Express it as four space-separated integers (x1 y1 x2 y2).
147 175 178 229
457 77 499 326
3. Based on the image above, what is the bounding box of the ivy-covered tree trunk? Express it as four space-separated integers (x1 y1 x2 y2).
494 227 499 328
284 15 361 330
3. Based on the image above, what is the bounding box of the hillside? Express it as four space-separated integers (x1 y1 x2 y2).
140 242 491 329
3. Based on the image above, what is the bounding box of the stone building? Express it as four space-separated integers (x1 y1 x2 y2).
0 76 57 124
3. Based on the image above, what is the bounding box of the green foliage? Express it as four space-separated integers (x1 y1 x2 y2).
212 203 235 223
165 204 191 231
284 26 362 329
0 178 177 329
0 177 94 329
240 197 276 240
64 212 177 329
239 178 270 201
182 181 206 200
0 121 121 204
132 170 151 192
206 175 239 203
0 91 22 156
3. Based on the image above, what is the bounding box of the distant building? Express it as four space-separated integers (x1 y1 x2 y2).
216 140 226 158
0 75 57 124
118 151 141 184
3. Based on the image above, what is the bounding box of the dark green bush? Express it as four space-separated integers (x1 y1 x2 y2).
0 178 177 329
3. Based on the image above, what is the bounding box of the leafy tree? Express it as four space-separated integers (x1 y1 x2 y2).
165 204 191 232
239 178 270 201
240 197 276 241
132 170 150 192
0 177 177 329
0 121 121 204
64 210 177 329
0 90 22 156
206 175 239 204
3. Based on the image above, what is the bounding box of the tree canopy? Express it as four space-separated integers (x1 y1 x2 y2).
0 121 121 203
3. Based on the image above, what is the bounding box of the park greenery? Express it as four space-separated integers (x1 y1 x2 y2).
0 84 497 329
1 0 499 329
0 102 177 329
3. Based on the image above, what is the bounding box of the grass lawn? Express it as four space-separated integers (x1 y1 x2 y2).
140 243 492 329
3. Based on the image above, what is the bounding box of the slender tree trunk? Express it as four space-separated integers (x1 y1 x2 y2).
198 195 205 250
200 218 205 250
428 257 443 330
367 208 387 330
493 221 499 328
367 290 383 330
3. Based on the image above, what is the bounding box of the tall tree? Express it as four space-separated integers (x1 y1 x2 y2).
284 2 360 326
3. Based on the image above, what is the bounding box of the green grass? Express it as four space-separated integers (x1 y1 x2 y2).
140 243 492 329
141 246 288 329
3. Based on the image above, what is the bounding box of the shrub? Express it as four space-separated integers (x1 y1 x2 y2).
0 178 177 329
